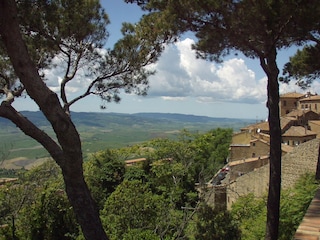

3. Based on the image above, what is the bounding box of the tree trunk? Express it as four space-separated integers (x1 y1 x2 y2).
260 49 281 240
0 1 108 239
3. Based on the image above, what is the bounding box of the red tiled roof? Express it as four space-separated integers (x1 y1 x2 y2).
241 117 294 132
300 95 320 102
286 109 308 118
282 126 317 137
280 92 305 98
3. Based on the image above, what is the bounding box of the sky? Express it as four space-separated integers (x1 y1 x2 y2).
12 0 320 120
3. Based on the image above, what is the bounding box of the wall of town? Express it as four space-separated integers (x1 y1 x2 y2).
204 139 320 210
225 139 319 209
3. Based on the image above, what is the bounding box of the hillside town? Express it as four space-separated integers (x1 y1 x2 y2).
205 91 320 211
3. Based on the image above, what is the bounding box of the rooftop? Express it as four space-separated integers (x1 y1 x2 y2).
280 92 305 99
282 126 317 137
285 109 311 118
300 95 320 102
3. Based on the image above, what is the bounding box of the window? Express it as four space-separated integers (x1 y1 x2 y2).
252 142 256 147
252 153 256 157
283 100 287 106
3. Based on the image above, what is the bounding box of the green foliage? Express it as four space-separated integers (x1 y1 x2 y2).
146 129 232 184
279 173 319 239
17 0 108 68
280 44 320 89
194 203 240 240
0 128 237 239
0 161 79 239
19 185 78 240
84 149 125 209
231 174 320 240
0 168 22 178
101 180 166 240
231 194 267 240
122 229 160 240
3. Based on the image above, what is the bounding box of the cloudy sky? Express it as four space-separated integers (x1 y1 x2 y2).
12 0 320 120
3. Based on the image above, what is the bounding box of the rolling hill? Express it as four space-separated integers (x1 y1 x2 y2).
0 111 255 169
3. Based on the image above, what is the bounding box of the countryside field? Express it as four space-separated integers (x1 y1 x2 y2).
0 111 255 169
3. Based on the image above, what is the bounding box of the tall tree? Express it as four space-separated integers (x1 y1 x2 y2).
0 1 171 239
125 0 318 239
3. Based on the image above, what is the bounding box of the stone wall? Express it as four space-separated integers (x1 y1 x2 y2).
225 139 320 209
282 138 319 189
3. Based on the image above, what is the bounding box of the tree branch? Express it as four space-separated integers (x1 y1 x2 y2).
0 102 65 166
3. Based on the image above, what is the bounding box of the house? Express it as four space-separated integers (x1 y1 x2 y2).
229 137 269 161
279 91 320 116
298 94 320 114
205 91 320 210
240 117 295 135
285 109 319 126
282 126 317 146
279 92 305 116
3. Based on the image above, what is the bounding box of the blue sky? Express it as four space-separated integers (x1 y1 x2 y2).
13 0 319 120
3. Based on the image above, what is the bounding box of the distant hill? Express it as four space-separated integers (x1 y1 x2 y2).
0 111 255 168
0 111 255 128
133 112 253 124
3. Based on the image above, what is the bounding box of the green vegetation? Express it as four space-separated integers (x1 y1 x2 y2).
0 112 253 168
231 173 319 240
0 129 316 239
0 129 234 239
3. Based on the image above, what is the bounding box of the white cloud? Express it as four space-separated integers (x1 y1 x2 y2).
279 79 320 96
161 96 186 101
41 37 320 107
148 38 267 104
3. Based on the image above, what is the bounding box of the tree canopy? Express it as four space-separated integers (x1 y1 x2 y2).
280 43 320 89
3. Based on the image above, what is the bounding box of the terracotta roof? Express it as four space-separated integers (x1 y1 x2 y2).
282 126 317 137
280 117 294 129
299 95 320 102
280 92 304 98
241 117 294 132
241 121 269 131
285 109 307 118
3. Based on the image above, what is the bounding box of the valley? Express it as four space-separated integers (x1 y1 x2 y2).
0 111 255 169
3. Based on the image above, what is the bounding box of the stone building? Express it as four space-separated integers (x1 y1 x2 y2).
298 94 320 114
280 91 320 116
205 91 320 210
282 126 317 146
279 92 305 116
206 139 320 210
